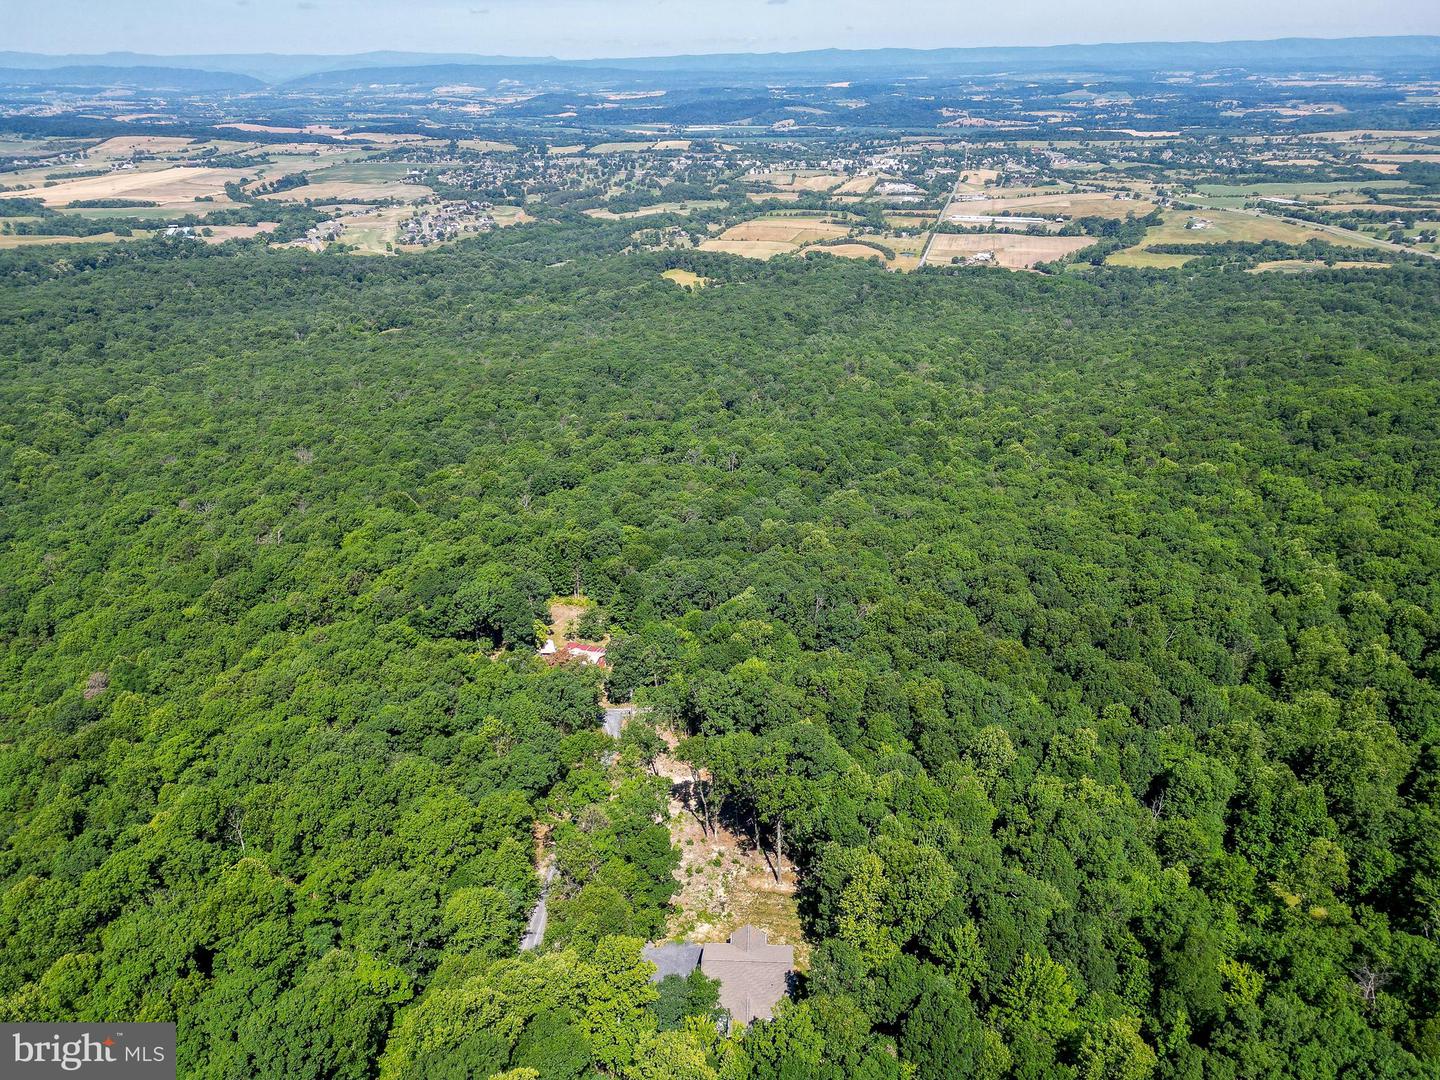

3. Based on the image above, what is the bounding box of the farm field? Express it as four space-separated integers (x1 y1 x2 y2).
660 268 709 288
926 232 1093 268
260 180 432 202
1250 259 1393 272
1106 249 1198 268
804 242 901 268
200 222 280 243
1193 179 1413 197
746 171 848 192
584 200 724 220
310 161 422 183
86 135 198 159
945 190 1158 221
698 216 853 259
61 205 209 221
0 165 247 208
0 230 148 248
1132 208 1387 250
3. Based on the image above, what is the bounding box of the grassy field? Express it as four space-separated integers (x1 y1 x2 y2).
337 206 415 255
86 136 197 159
1137 208 1384 249
1107 249 1197 268
746 171 848 193
1193 180 1412 197
311 162 419 183
587 141 653 154
261 180 431 203
458 139 518 152
0 230 147 249
1250 259 1393 272
59 205 198 221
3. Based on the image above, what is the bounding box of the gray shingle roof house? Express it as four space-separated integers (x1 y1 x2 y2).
642 926 795 1025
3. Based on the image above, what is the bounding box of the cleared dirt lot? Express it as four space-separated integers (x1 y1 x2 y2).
928 232 1094 268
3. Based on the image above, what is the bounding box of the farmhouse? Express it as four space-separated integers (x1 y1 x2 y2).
642 926 795 1025
539 638 607 665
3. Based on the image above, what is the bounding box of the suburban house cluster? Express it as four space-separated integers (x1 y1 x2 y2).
643 926 795 1025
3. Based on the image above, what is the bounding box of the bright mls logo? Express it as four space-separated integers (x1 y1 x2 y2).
4 1024 175 1078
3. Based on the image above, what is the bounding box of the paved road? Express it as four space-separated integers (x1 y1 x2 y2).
518 858 557 952
918 180 961 268
519 707 633 951
603 706 631 739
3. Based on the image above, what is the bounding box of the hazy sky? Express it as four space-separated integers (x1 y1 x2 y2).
10 0 1440 58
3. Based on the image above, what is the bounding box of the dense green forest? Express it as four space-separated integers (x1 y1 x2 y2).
1 243 1438 1079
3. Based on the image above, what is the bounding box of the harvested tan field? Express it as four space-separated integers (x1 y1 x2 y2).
946 191 1156 221
1360 163 1403 174
1360 153 1440 163
0 166 246 208
459 139 518 152
927 233 1093 268
87 136 196 158
653 140 693 151
220 123 345 137
200 222 279 243
805 243 889 262
260 181 433 203
588 141 653 153
835 175 878 194
956 168 1001 190
697 239 797 260
661 269 709 289
714 219 851 245
585 200 723 220
342 133 435 145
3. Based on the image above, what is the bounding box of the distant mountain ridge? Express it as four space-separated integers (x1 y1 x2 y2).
2 36 1438 89
0 65 264 91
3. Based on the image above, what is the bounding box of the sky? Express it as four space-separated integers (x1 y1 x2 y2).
9 0 1440 59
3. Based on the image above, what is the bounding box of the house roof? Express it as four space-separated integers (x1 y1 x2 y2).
642 943 702 981
698 926 794 1025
